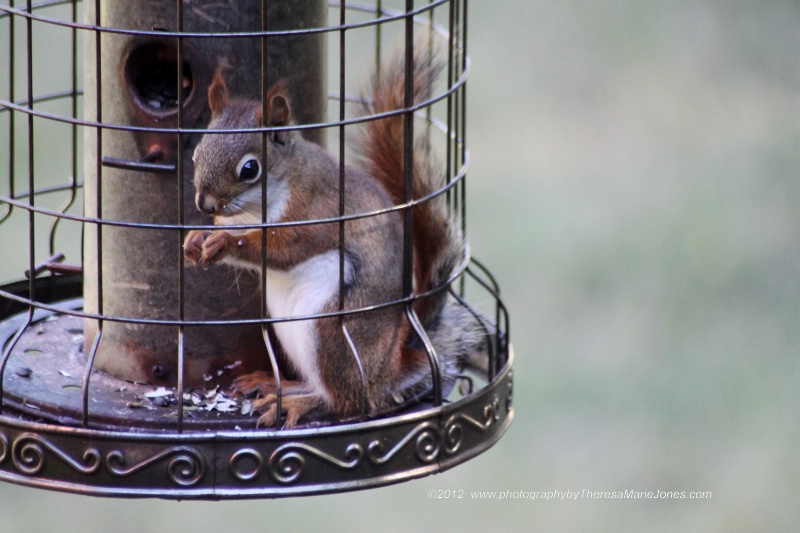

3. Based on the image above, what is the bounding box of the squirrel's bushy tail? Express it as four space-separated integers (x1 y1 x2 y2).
356 47 459 327
355 45 490 397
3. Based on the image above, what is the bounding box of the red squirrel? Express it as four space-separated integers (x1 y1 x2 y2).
183 51 485 428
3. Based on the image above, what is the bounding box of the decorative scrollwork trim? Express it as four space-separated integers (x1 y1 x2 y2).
448 411 492 433
367 422 440 466
483 395 501 424
106 446 205 487
443 395 506 456
10 433 101 476
268 442 364 485
229 448 264 482
0 432 7 464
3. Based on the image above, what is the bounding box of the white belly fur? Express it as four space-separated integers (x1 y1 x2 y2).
264 251 353 403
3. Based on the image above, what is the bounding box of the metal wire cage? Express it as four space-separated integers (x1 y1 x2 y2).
0 0 512 498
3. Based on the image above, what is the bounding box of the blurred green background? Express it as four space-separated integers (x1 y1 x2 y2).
1 1 799 531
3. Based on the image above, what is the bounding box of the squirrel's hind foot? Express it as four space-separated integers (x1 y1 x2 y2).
250 392 326 429
232 371 309 398
233 372 324 428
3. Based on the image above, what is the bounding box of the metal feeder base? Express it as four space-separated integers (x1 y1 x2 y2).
0 277 513 499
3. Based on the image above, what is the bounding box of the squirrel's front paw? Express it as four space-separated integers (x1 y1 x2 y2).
199 231 235 264
183 230 233 265
183 230 211 264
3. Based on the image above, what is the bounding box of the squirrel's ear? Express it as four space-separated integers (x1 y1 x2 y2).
269 95 290 126
266 81 291 126
208 69 229 117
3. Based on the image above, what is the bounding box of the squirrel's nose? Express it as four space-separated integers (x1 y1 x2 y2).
196 193 218 215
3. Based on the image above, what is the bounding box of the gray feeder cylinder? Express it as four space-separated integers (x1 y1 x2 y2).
83 1 327 386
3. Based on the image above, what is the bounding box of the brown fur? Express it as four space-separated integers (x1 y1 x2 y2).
356 50 459 325
184 52 472 428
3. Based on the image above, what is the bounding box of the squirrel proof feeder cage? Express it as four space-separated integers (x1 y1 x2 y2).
0 0 512 498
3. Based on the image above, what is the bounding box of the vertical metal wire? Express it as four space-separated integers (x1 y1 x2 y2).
25 0 34 313
260 0 283 429
1 1 16 224
337 0 347 357
444 0 454 210
457 0 469 303
459 0 468 240
0 2 32 411
402 1 415 301
454 0 467 297
18 0 37 390
424 0 434 148
82 0 104 427
47 0 80 259
375 0 382 81
74 0 85 276
403 0 442 406
450 0 460 222
175 0 186 433
339 3 367 420
69 0 78 228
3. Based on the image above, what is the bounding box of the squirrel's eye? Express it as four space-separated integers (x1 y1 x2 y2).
236 156 261 183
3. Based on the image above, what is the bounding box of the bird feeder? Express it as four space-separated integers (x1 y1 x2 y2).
0 0 512 498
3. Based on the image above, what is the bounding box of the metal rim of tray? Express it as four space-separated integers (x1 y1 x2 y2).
0 276 513 499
